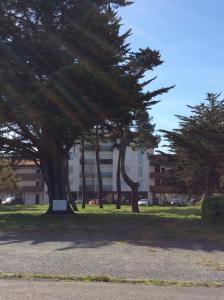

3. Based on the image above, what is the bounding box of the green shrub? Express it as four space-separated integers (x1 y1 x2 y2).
201 197 224 223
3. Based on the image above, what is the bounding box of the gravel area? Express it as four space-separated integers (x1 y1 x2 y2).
0 232 224 282
1 280 224 300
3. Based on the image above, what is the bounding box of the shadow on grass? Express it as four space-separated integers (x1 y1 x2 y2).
144 207 201 217
0 209 224 252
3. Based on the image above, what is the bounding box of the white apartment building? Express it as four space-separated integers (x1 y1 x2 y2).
0 141 153 205
68 140 153 202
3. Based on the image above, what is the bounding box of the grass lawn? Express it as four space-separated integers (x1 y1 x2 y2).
0 204 223 245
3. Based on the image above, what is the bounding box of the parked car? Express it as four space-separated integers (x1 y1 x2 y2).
2 197 24 206
88 199 99 205
138 199 153 206
170 198 186 206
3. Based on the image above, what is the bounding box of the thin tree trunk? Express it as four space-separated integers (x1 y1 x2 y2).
116 144 122 209
81 136 87 209
65 157 78 211
95 127 103 208
120 129 140 213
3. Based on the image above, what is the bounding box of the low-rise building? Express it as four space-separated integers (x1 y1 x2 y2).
149 154 187 204
0 160 47 205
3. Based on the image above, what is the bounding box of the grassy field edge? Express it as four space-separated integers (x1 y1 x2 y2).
0 272 223 288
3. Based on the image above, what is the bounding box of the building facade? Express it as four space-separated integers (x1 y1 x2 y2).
149 155 187 205
0 161 47 205
69 140 153 202
0 143 154 204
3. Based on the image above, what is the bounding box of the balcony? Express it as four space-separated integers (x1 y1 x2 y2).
84 145 112 152
81 159 113 165
0 186 44 193
79 185 113 192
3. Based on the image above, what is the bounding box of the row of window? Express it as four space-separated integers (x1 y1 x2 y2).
69 150 145 162
80 172 113 178
84 145 112 152
79 185 113 192
82 159 113 165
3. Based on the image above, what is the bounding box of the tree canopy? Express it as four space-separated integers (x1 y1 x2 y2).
0 0 172 213
162 93 224 197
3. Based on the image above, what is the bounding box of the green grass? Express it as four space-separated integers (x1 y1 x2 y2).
0 204 223 245
0 272 223 288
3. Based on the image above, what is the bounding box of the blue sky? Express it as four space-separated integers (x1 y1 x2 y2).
119 0 224 133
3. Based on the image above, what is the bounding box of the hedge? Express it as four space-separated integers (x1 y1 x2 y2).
201 197 224 223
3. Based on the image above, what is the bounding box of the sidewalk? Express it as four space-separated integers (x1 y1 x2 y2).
1 279 224 300
0 232 224 282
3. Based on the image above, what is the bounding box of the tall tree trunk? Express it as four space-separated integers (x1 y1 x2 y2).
65 157 78 211
40 140 74 215
120 129 140 213
81 136 87 209
95 127 103 208
116 144 122 209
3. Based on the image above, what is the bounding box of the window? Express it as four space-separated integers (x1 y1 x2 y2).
161 167 166 173
100 159 113 164
100 145 112 151
101 172 113 178
36 169 41 174
68 152 74 160
155 166 160 173
36 181 40 187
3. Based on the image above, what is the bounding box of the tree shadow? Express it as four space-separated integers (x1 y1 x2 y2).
0 211 223 252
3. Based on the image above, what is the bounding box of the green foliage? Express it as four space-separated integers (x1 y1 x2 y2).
201 197 224 223
0 160 19 190
0 1 173 209
162 93 224 197
133 108 160 150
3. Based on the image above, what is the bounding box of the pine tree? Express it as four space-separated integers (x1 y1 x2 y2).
0 1 172 214
162 93 224 197
0 1 136 214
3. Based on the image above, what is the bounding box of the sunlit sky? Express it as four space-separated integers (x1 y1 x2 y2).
119 0 224 135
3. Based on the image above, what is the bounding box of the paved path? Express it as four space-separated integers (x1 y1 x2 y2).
0 232 224 282
1 280 224 300
0 280 224 300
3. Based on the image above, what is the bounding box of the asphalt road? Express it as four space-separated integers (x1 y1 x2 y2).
1 280 224 300
0 232 224 282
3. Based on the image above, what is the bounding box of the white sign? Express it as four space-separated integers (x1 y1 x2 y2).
53 200 67 211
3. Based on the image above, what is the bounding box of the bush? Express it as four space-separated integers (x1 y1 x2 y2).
201 197 224 223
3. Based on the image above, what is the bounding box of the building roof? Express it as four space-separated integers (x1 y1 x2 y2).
17 160 37 166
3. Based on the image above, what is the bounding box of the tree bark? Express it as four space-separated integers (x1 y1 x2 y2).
81 137 87 209
95 127 103 208
116 144 122 209
40 139 74 215
120 129 140 213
